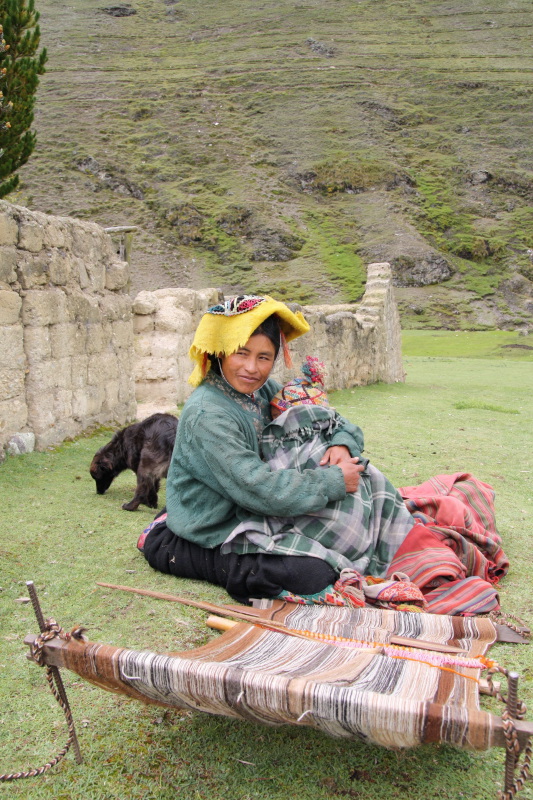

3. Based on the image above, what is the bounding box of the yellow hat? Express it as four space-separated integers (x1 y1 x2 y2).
188 295 310 386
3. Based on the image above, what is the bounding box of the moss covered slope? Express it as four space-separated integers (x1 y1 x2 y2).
12 0 533 328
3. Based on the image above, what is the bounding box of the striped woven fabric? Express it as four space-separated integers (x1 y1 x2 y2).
55 603 503 751
389 473 509 615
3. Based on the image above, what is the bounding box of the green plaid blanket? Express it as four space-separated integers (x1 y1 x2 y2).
222 405 415 575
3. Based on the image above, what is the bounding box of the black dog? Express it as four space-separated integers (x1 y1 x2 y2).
90 413 178 510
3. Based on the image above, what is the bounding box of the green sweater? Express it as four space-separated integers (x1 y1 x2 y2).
165 372 365 548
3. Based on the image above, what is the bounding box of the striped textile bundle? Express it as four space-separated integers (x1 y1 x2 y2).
389 473 509 615
52 603 502 751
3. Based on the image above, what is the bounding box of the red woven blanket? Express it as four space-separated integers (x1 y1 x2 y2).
389 473 509 615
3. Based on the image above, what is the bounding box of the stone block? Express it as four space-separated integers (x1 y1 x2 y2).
133 291 157 315
135 379 173 405
156 299 194 334
175 378 194 405
111 319 134 349
27 356 71 390
50 322 77 359
88 352 118 384
18 219 44 252
68 292 101 323
177 354 194 384
35 418 78 451
70 226 100 262
104 379 120 410
72 384 105 418
197 287 220 307
116 347 133 372
54 388 73 419
0 324 25 368
175 331 194 356
26 394 55 432
6 431 35 455
0 366 25 401
67 324 86 355
100 232 118 262
153 287 209 314
0 396 27 437
76 256 90 289
48 249 72 286
0 290 22 324
133 315 154 334
85 259 105 292
99 293 132 322
148 331 182 360
134 335 152 359
23 289 69 326
134 355 176 381
23 325 51 363
71 388 89 419
0 207 18 246
0 246 17 283
71 354 88 388
118 374 136 404
16 250 49 288
43 218 72 250
100 320 112 346
85 324 105 354
105 259 129 291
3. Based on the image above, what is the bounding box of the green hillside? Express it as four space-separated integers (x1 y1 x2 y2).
9 0 533 328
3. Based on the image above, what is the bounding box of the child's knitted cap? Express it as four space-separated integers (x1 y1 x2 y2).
270 356 329 414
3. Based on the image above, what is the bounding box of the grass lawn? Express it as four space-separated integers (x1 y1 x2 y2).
0 332 532 800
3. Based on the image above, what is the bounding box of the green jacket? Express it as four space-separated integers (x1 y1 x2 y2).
165 372 365 548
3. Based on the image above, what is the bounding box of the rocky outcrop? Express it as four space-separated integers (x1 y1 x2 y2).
76 156 144 200
391 254 454 287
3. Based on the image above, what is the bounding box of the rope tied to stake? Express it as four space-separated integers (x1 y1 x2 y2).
0 619 84 783
485 664 532 800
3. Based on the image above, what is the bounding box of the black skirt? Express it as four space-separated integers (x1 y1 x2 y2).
142 516 337 605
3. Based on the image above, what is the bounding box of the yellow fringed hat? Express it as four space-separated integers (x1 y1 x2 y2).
188 295 310 386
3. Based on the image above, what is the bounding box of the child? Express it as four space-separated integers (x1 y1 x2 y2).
270 356 330 418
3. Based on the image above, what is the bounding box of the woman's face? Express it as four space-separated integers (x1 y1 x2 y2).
220 333 277 394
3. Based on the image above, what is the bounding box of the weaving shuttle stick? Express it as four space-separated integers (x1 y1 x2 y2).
97 582 468 653
205 617 452 658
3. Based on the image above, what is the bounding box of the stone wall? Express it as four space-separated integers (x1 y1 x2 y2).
0 199 404 455
134 262 404 417
0 201 136 453
133 287 221 415
275 262 404 389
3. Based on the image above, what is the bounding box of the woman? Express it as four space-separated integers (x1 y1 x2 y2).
139 295 415 604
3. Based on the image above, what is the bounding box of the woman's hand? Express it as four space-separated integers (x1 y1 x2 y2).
319 445 352 466
321 446 364 491
337 458 365 493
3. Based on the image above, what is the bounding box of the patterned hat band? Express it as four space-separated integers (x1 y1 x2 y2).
207 295 266 316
